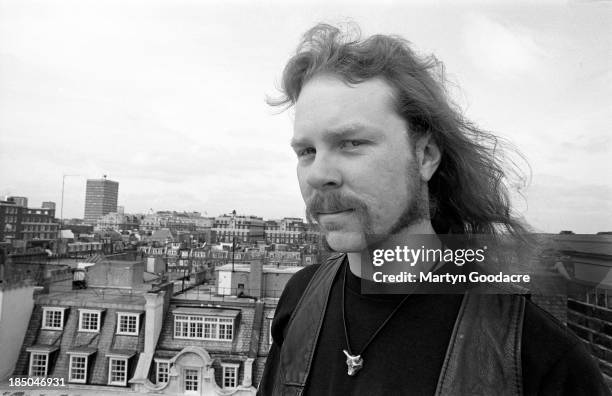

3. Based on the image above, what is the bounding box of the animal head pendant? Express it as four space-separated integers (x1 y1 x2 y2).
343 350 364 376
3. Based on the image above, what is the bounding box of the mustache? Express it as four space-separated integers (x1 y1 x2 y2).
306 191 368 220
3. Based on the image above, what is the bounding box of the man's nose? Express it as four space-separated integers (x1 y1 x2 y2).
305 152 341 190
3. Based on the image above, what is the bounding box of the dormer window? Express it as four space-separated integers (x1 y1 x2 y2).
172 307 238 341
106 351 136 386
108 357 128 386
42 307 67 330
116 312 140 335
67 349 95 384
26 346 59 377
221 363 239 389
155 359 170 383
29 353 48 377
78 309 103 332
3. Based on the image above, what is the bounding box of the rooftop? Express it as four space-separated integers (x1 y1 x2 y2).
38 287 147 308
215 263 303 274
553 234 612 257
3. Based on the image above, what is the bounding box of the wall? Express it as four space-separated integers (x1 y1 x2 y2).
568 298 612 380
0 284 36 380
147 256 165 273
263 272 293 299
88 260 144 288
217 270 249 296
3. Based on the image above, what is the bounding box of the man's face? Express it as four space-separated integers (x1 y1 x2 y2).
292 74 425 252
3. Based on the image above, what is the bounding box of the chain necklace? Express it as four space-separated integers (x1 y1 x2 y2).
341 262 412 376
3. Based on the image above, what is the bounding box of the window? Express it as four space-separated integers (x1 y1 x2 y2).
108 357 128 386
218 318 233 339
156 360 170 383
117 313 139 335
42 308 65 330
174 315 233 341
69 354 88 383
79 310 101 332
29 353 48 377
184 368 199 393
222 363 239 389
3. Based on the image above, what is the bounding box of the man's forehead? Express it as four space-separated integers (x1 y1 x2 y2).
292 74 401 139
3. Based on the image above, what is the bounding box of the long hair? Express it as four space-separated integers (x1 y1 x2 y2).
270 23 532 245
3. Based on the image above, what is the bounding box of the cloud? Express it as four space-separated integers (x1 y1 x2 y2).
462 12 544 78
524 174 612 233
561 134 611 154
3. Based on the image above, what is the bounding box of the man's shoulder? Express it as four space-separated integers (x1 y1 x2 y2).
286 263 322 290
273 264 321 320
281 253 345 298
275 254 344 316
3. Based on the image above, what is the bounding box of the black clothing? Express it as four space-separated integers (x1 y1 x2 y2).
259 262 610 396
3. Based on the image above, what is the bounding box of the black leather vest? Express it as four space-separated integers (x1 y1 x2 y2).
269 254 526 396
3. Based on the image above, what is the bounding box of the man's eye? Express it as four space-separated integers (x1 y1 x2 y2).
340 140 364 149
297 147 316 158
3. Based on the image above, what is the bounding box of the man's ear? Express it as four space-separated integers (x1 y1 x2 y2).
416 133 441 182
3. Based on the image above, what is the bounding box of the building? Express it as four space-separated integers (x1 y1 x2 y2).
541 233 612 382
264 217 305 245
7 253 279 395
7 196 28 208
130 259 284 395
84 177 119 225
215 262 301 299
139 211 212 235
95 212 140 232
0 281 38 380
11 260 172 386
212 213 264 244
134 299 262 395
42 201 56 210
0 199 59 242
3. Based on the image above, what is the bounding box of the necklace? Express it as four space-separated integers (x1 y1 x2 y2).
341 262 412 376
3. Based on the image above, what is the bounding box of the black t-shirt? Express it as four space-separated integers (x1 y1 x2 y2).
258 261 610 396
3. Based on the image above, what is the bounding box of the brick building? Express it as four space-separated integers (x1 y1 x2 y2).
213 213 264 244
0 199 59 242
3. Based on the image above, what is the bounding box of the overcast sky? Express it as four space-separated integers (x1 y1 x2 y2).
0 0 610 233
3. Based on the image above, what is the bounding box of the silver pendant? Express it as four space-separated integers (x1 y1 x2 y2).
343 350 363 376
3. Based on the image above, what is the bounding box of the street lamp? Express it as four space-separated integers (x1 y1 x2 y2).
60 174 81 227
55 174 81 258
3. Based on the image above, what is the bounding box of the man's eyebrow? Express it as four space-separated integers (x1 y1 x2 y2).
290 124 377 148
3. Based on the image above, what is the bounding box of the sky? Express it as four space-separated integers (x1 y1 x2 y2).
0 0 610 234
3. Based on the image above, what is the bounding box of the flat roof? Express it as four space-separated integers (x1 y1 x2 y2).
215 263 303 274
172 307 240 318
38 288 147 308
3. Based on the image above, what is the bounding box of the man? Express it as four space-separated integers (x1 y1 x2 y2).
258 23 609 395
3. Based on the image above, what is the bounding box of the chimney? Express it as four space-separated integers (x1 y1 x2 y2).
143 288 168 354
248 259 263 299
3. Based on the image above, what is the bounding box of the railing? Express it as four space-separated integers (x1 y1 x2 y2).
171 285 283 300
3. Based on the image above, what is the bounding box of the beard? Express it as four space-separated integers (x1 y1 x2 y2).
305 162 429 252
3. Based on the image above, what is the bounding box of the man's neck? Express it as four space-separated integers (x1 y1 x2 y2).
347 220 440 279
